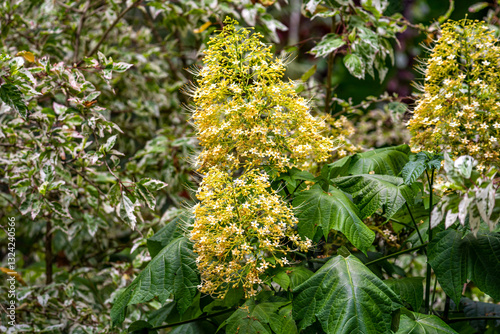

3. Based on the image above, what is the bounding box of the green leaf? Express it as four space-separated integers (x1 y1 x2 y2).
128 320 153 334
84 213 99 237
385 277 424 312
301 65 317 81
272 266 314 291
293 254 402 333
428 230 500 305
310 33 346 58
348 145 410 176
468 2 489 13
99 135 117 154
460 297 500 332
113 62 133 72
0 83 28 117
222 299 288 334
119 195 137 229
402 157 427 185
135 183 156 210
139 178 168 192
343 53 365 79
293 185 375 253
108 183 121 206
332 174 417 219
111 237 199 325
269 304 298 334
396 310 458 333
147 211 193 258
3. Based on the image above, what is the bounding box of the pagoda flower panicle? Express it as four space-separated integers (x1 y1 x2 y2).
190 167 311 298
407 19 500 165
184 17 335 173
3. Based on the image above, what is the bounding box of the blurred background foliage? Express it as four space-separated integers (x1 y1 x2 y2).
0 0 498 333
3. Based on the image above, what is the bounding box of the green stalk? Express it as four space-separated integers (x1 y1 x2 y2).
405 202 427 256
148 308 235 331
424 169 435 314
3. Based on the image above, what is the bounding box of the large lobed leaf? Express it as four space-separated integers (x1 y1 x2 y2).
221 299 290 334
293 254 402 333
332 174 417 219
385 277 424 312
428 230 500 305
111 237 199 325
396 310 458 333
347 145 410 176
293 185 375 253
147 211 193 258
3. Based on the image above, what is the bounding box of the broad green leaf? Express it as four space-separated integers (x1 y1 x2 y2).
269 304 298 334
428 230 500 305
385 277 424 312
128 320 154 334
111 237 199 325
293 254 402 333
348 145 410 176
310 33 346 58
272 266 314 291
396 311 458 333
119 195 136 229
460 298 500 332
222 299 288 334
293 185 375 253
332 174 416 219
427 230 467 305
402 158 427 185
343 53 365 79
0 83 28 117
169 322 216 334
278 167 315 189
147 211 193 258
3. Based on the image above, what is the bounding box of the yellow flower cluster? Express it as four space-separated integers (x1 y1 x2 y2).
188 18 327 298
191 167 311 298
188 17 334 173
407 20 500 168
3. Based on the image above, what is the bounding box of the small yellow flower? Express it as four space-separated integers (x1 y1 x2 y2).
191 167 309 298
187 18 334 173
408 19 500 164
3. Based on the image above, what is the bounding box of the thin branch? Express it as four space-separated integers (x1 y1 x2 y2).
308 243 428 265
148 308 235 331
74 0 91 64
447 316 500 323
364 243 428 266
85 0 143 59
404 202 427 255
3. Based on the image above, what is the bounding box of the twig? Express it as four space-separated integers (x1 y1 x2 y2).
447 316 500 323
148 308 235 331
86 0 143 59
404 202 427 255
74 0 91 64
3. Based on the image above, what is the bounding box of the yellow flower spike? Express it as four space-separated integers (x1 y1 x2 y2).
188 18 334 173
408 19 500 164
190 167 309 298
